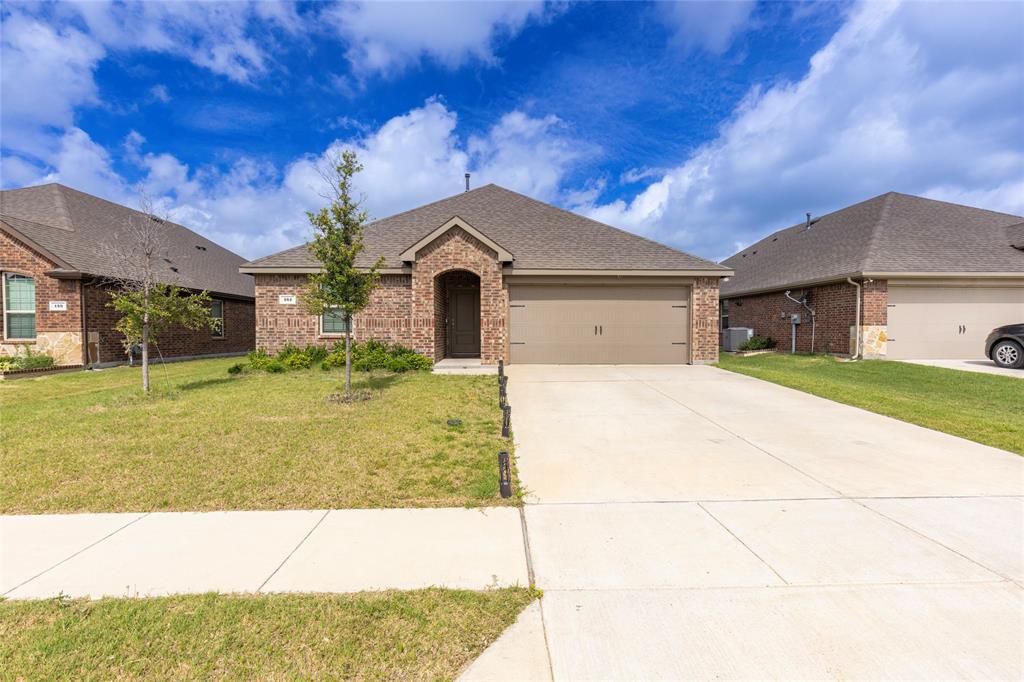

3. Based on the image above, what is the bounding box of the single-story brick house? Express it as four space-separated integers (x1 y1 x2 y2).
720 192 1024 359
241 184 732 365
0 183 255 366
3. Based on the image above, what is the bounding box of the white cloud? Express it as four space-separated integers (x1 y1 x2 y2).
62 1 302 83
469 111 590 202
658 0 757 54
0 2 301 176
36 128 132 203
329 0 546 76
17 100 589 260
580 0 1024 260
149 84 171 103
0 9 104 159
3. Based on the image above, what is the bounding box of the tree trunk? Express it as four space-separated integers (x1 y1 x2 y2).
142 285 151 393
344 319 352 394
141 320 150 393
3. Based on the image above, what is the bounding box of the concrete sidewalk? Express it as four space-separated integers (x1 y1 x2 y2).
1 507 529 600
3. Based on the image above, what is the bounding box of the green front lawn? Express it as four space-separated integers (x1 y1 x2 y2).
717 353 1024 455
0 588 535 681
1 358 515 514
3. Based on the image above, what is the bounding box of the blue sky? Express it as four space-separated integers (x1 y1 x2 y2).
2 1 1022 262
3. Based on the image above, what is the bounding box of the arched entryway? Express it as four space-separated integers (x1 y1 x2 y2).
434 270 481 359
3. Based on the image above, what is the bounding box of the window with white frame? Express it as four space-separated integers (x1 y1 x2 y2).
720 299 729 331
210 300 224 337
3 273 36 340
321 307 351 335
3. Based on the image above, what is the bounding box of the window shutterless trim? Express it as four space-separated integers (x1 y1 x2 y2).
3 272 37 341
319 307 352 337
210 299 225 338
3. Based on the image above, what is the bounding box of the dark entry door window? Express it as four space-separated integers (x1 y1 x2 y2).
448 288 481 357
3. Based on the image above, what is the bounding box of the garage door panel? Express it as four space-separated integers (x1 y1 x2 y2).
509 285 689 364
887 286 1024 360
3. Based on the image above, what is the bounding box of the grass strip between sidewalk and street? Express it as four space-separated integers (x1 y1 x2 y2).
0 588 536 681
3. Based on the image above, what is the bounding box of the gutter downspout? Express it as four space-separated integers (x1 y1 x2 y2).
847 277 861 359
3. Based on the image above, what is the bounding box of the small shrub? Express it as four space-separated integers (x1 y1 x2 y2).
227 363 245 375
0 347 56 372
304 345 328 364
323 339 432 373
264 360 286 373
738 336 777 351
245 349 275 370
282 353 312 370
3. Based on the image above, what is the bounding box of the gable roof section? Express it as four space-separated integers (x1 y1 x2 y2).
399 216 514 262
721 192 1024 297
0 184 254 299
244 184 729 274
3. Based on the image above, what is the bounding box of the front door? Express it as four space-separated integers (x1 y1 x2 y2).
448 288 481 357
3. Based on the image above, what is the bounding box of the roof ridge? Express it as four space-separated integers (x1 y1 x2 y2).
487 184 727 270
860 191 896 273
55 184 245 260
365 183 498 227
48 184 76 232
251 184 500 264
721 191 898 265
886 190 1024 220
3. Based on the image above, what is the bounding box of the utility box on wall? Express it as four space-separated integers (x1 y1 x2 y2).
722 327 753 351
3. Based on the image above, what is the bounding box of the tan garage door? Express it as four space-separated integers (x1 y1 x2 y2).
887 286 1024 359
509 285 690 364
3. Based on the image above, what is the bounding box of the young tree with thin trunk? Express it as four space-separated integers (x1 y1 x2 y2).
104 195 217 393
304 150 383 393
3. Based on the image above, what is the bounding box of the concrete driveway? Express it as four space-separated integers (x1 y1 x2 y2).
505 364 1024 680
903 358 1024 378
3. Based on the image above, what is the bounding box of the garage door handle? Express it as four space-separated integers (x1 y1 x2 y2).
594 325 598 335
599 325 603 335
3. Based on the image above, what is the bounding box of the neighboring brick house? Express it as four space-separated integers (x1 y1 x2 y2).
242 184 732 365
720 192 1024 359
1 184 255 366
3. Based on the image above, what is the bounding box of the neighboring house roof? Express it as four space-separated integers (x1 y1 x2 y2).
243 184 729 274
721 192 1024 298
0 184 254 299
1008 222 1024 251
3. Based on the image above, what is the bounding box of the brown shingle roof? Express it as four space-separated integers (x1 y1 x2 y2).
0 184 254 299
244 184 728 273
721 192 1024 297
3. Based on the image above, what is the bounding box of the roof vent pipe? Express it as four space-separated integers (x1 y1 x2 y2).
465 173 471 192
805 212 812 229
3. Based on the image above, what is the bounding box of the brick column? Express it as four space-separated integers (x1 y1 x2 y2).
691 276 721 364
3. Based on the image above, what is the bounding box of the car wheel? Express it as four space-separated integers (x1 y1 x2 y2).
991 340 1024 369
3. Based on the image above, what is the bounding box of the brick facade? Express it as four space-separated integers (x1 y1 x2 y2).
723 279 889 355
1 230 254 366
1 230 84 364
691 276 721 363
254 273 415 355
411 227 505 363
83 283 254 364
253 227 725 365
